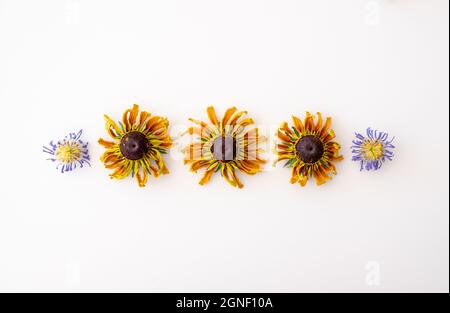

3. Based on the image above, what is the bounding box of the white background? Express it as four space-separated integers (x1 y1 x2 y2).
0 0 448 292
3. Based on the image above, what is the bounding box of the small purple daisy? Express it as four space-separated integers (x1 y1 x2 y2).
43 130 91 173
351 127 395 171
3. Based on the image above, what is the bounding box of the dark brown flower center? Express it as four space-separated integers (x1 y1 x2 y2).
211 136 237 161
296 135 324 163
120 132 150 160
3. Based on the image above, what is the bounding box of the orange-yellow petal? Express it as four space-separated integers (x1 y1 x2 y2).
292 115 304 132
190 160 211 172
236 118 254 128
138 111 150 128
185 126 211 139
145 116 162 133
305 112 314 131
290 165 300 184
199 163 219 185
315 112 323 132
229 167 244 188
277 130 292 143
298 175 308 187
188 118 209 128
122 108 132 132
104 115 123 139
281 122 295 138
222 107 237 126
320 117 332 138
129 104 139 128
206 106 218 125
228 111 247 126
221 164 237 187
98 138 116 148
136 166 149 187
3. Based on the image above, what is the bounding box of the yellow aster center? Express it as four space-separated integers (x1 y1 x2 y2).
56 142 81 163
362 140 383 161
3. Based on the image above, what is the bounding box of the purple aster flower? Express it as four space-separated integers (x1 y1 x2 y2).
351 127 395 171
43 130 91 173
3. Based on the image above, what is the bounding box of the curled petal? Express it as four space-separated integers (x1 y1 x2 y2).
199 163 219 185
331 154 344 161
206 106 219 125
142 158 160 177
272 154 293 166
129 104 139 128
277 130 292 143
145 116 162 133
228 111 248 126
305 112 314 131
189 118 209 128
280 122 296 138
223 164 238 187
236 160 263 175
110 162 132 179
237 118 254 128
122 108 132 132
184 126 211 139
98 138 116 148
320 117 332 138
222 107 238 126
148 118 168 134
136 166 149 187
313 169 328 185
315 112 323 132
298 175 308 187
292 115 304 132
104 115 123 139
290 165 301 184
190 160 211 172
139 111 150 128
323 129 336 142
183 143 205 161
229 167 244 188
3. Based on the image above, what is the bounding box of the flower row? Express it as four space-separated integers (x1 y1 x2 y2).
43 104 395 188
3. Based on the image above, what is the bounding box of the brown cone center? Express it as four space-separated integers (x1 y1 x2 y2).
296 135 324 163
120 132 150 160
211 136 237 161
